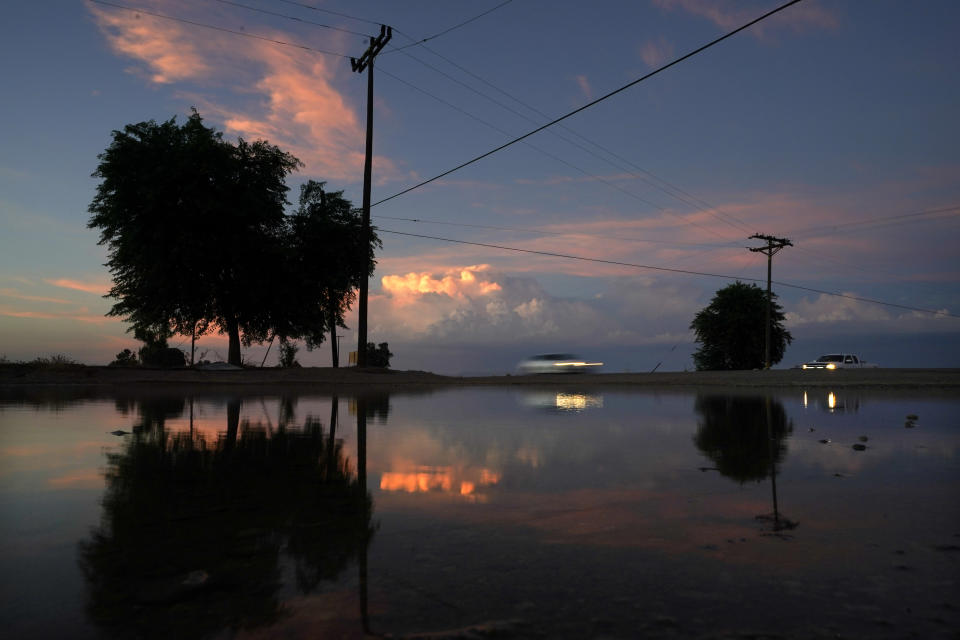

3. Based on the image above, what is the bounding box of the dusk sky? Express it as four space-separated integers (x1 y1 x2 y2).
1 0 958 373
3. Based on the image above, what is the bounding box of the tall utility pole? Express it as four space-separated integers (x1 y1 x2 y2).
351 25 392 367
748 233 792 370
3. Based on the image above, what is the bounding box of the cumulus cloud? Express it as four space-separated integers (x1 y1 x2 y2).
88 1 398 182
785 292 953 333
373 264 700 348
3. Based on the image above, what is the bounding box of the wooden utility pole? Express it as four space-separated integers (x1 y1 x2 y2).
351 25 391 368
748 233 792 369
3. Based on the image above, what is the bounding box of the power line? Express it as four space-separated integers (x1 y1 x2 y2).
271 0 384 27
372 214 742 249
89 0 352 58
380 51 745 244
378 228 958 320
786 206 960 239
371 0 806 208
386 1 515 53
209 0 374 38
392 41 755 236
377 66 669 213
123 0 754 244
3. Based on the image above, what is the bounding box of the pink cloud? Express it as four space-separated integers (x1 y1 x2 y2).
0 308 119 325
575 74 593 99
639 37 674 69
44 278 109 295
88 1 210 83
89 1 399 183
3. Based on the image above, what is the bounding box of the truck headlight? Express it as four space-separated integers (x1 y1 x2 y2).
826 363 836 370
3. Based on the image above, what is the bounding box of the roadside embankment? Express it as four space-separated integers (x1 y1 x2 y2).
2 363 958 391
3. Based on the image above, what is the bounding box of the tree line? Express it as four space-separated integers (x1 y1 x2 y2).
88 111 379 367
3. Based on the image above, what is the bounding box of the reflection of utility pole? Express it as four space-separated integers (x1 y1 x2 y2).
748 234 792 369
355 395 370 632
352 25 392 368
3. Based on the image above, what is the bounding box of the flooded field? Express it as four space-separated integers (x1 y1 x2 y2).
1 386 957 639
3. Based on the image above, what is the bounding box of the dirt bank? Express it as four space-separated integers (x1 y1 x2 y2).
2 363 958 392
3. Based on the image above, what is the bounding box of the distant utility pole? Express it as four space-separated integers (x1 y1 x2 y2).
351 25 392 368
748 233 792 370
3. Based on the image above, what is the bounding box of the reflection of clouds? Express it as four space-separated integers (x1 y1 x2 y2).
379 465 501 502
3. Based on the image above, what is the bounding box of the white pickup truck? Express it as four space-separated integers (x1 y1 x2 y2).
801 354 879 370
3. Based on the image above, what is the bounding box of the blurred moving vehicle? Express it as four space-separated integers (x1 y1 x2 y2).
801 353 879 370
517 354 603 374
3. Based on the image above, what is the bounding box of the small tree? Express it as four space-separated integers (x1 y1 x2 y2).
365 342 392 368
277 338 301 368
690 282 792 370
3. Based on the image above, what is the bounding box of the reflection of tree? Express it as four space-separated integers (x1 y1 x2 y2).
693 395 792 484
78 401 372 639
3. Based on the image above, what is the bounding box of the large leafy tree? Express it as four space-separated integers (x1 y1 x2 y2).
690 281 792 370
279 180 380 367
88 111 301 365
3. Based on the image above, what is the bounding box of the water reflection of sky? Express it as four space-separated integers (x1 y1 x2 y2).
1 388 957 638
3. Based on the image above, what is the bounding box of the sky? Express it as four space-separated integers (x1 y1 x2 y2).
1 0 959 374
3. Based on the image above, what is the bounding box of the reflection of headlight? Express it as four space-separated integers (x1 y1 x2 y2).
826 363 836 370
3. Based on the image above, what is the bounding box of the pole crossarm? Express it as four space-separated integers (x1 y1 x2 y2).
748 233 792 256
351 25 392 73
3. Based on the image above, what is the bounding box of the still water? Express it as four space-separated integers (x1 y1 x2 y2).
0 386 957 639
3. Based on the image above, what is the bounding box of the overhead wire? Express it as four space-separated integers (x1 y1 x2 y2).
90 0 954 316
271 0 384 27
385 0 515 53
372 214 743 249
785 206 960 239
209 0 374 38
392 39 755 237
377 66 668 213
159 0 758 245
370 0 807 208
379 229 958 319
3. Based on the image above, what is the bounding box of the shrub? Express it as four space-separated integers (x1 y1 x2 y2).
110 349 139 367
278 339 301 368
365 342 393 368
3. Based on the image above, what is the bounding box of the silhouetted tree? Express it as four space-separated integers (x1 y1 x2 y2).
365 342 393 368
281 181 380 367
690 282 792 370
88 111 301 366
